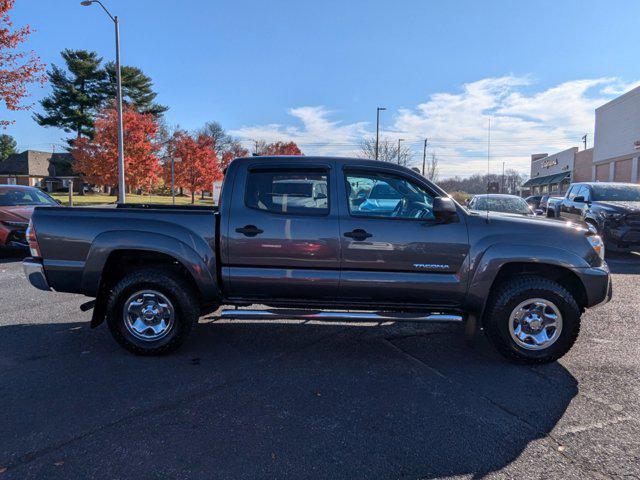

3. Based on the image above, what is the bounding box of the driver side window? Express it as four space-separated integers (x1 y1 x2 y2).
345 171 434 220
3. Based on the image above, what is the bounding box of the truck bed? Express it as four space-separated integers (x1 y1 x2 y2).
31 205 218 296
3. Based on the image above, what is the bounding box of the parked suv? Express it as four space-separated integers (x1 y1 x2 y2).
558 182 640 251
525 195 543 210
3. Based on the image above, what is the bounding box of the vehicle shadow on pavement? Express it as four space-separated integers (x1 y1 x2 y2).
0 318 578 479
0 250 26 264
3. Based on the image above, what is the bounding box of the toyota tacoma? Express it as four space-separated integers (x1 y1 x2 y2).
23 156 612 363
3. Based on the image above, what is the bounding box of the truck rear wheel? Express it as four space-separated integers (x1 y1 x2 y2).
483 275 581 364
106 268 200 355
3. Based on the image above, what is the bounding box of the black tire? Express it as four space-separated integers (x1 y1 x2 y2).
483 275 581 364
106 268 200 355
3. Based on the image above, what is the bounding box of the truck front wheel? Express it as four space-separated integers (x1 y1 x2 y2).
484 275 581 364
105 268 200 355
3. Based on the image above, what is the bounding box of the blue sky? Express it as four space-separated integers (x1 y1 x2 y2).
4 0 640 176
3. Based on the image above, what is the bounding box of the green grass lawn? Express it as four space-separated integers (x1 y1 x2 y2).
50 192 215 206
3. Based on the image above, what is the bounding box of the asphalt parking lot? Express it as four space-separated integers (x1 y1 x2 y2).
1 252 639 479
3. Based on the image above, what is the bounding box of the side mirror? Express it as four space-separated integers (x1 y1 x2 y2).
573 195 585 203
433 196 457 222
315 192 327 200
55 199 62 205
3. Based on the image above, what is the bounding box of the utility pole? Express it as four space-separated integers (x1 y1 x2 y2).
375 107 386 160
486 117 492 193
397 138 404 165
501 161 505 193
421 138 428 176
582 133 588 150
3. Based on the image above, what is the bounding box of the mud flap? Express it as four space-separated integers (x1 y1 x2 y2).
464 314 480 347
89 295 108 329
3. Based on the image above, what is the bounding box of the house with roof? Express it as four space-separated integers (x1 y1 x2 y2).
0 150 80 191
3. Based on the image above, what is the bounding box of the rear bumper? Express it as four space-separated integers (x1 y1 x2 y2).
23 258 51 291
574 264 612 308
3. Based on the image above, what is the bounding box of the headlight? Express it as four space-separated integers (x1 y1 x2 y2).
587 235 605 260
600 211 624 221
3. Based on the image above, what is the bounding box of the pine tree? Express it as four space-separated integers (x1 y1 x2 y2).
102 62 167 116
34 49 106 140
0 134 18 162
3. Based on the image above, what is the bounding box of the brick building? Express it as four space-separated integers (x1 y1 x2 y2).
0 150 78 191
592 85 640 183
522 147 593 196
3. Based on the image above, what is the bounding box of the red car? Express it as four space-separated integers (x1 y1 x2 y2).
0 185 58 250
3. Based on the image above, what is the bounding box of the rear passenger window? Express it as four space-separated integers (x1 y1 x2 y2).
245 169 329 215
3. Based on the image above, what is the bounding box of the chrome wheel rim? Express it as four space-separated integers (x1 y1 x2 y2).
123 290 175 341
508 298 563 351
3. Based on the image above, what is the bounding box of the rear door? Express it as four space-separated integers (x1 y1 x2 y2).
337 167 469 307
224 161 341 301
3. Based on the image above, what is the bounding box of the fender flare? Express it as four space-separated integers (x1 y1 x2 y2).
464 243 591 320
81 230 220 302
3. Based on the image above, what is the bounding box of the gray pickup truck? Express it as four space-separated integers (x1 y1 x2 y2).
23 157 612 363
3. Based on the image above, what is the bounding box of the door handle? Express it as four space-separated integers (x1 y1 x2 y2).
235 225 264 237
344 229 372 241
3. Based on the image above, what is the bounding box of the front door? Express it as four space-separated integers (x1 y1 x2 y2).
225 162 341 301
338 168 470 308
561 185 585 222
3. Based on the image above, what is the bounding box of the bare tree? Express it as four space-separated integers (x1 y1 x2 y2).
425 153 439 182
359 137 412 167
200 121 244 155
438 169 527 195
251 139 268 155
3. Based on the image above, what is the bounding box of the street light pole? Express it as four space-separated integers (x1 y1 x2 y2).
114 15 125 204
421 138 428 176
397 139 404 165
81 1 126 204
375 107 386 160
171 157 176 206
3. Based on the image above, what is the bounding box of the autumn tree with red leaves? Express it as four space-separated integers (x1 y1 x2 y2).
0 0 46 127
72 105 160 192
169 131 221 203
253 140 303 156
221 143 249 170
265 141 302 155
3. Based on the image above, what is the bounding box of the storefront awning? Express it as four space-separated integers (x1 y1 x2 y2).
522 171 570 188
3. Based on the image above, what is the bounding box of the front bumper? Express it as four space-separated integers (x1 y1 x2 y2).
603 224 640 247
574 264 612 308
23 258 51 291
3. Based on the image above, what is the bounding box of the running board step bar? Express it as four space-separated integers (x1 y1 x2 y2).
218 309 463 323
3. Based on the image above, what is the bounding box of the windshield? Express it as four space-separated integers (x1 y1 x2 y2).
473 196 532 215
369 183 403 200
272 182 313 197
0 188 57 206
591 184 640 202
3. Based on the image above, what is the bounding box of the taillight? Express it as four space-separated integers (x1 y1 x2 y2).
26 220 41 258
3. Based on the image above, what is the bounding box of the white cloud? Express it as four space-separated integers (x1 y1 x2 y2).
231 76 639 178
231 106 368 157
